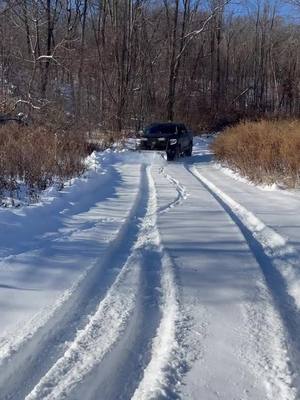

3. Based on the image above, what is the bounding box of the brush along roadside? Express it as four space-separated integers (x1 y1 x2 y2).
212 120 300 188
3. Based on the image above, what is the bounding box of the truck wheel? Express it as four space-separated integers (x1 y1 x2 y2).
167 145 180 161
167 151 176 161
185 143 193 157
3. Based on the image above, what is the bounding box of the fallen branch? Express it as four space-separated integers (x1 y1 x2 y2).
11 99 42 111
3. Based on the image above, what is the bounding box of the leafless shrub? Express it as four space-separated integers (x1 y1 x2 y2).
87 129 132 152
0 124 88 203
212 120 300 187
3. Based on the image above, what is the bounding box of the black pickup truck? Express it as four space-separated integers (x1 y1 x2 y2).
136 122 193 161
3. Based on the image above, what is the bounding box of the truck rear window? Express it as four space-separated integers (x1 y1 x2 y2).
144 124 178 135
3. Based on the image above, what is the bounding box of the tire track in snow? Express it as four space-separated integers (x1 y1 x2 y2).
131 253 181 400
26 246 142 400
189 166 300 313
131 167 184 400
157 166 188 214
68 244 162 400
25 165 182 400
61 165 163 400
0 165 148 400
188 164 300 398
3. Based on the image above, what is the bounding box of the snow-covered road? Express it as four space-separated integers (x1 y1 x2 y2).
0 139 300 399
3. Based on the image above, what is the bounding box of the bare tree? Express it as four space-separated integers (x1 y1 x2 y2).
1 0 300 130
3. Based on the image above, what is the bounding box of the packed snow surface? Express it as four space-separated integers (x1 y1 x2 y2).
0 139 300 399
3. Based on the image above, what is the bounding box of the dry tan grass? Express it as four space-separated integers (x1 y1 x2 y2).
87 129 132 152
212 120 300 187
0 124 88 201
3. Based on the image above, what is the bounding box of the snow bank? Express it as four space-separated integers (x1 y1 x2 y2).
191 166 300 310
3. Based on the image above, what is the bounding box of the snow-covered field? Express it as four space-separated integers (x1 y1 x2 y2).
1 138 300 399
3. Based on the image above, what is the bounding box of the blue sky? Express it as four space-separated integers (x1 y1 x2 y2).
226 0 299 20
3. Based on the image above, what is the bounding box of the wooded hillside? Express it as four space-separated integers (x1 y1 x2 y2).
1 0 300 131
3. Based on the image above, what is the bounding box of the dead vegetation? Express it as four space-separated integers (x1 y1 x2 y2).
87 129 132 152
0 124 89 204
212 120 300 188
